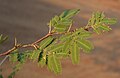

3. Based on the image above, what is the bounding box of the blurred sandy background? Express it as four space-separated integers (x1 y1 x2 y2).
0 0 120 78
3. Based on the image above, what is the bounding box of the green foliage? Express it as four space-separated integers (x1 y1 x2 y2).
0 34 8 44
0 9 117 77
0 75 3 78
62 40 70 56
38 52 46 67
59 28 93 64
8 63 22 78
46 43 64 53
87 11 117 34
101 18 117 24
76 39 94 53
49 9 80 33
39 36 55 49
48 54 61 74
70 41 79 64
9 50 18 63
8 50 30 78
29 50 41 61
0 69 3 78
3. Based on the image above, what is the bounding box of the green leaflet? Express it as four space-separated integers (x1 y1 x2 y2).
54 24 68 29
29 50 41 61
47 55 53 72
38 57 46 67
8 71 15 78
53 27 66 33
0 69 3 78
94 11 101 24
50 15 59 26
79 31 92 39
0 75 3 78
53 16 59 23
55 52 68 58
50 16 72 26
59 32 72 41
53 19 72 32
8 63 22 78
88 13 95 26
62 40 70 55
70 42 80 64
73 28 92 39
76 39 94 53
58 19 72 26
47 55 62 74
0 34 8 44
99 12 105 21
9 50 18 63
17 53 27 63
55 40 71 58
51 19 72 33
93 27 101 34
101 18 117 25
38 52 46 67
39 36 54 49
88 12 101 26
93 25 111 34
46 43 64 53
98 25 112 31
54 19 72 28
60 9 80 19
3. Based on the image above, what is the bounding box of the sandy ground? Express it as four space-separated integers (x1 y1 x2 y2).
0 0 120 78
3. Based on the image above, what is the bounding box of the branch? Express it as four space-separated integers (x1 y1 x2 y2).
32 33 52 45
0 31 65 57
0 55 9 66
0 33 53 57
0 45 21 57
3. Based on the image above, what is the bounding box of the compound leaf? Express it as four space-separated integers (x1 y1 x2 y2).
62 40 70 55
47 55 61 74
60 9 80 19
47 44 64 53
29 50 41 61
49 9 80 33
101 18 117 25
71 42 79 64
53 27 66 33
73 28 92 39
17 53 27 63
99 25 112 31
9 50 18 63
38 52 46 67
59 32 72 41
0 34 8 44
39 36 54 49
8 63 22 78
0 75 3 78
76 39 94 53
87 12 117 34
0 69 3 78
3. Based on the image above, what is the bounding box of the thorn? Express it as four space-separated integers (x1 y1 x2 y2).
32 44 39 50
14 37 17 46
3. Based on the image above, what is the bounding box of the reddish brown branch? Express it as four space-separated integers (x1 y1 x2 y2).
32 33 52 45
0 33 53 57
0 45 21 56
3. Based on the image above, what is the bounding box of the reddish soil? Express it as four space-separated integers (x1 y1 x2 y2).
0 0 120 78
